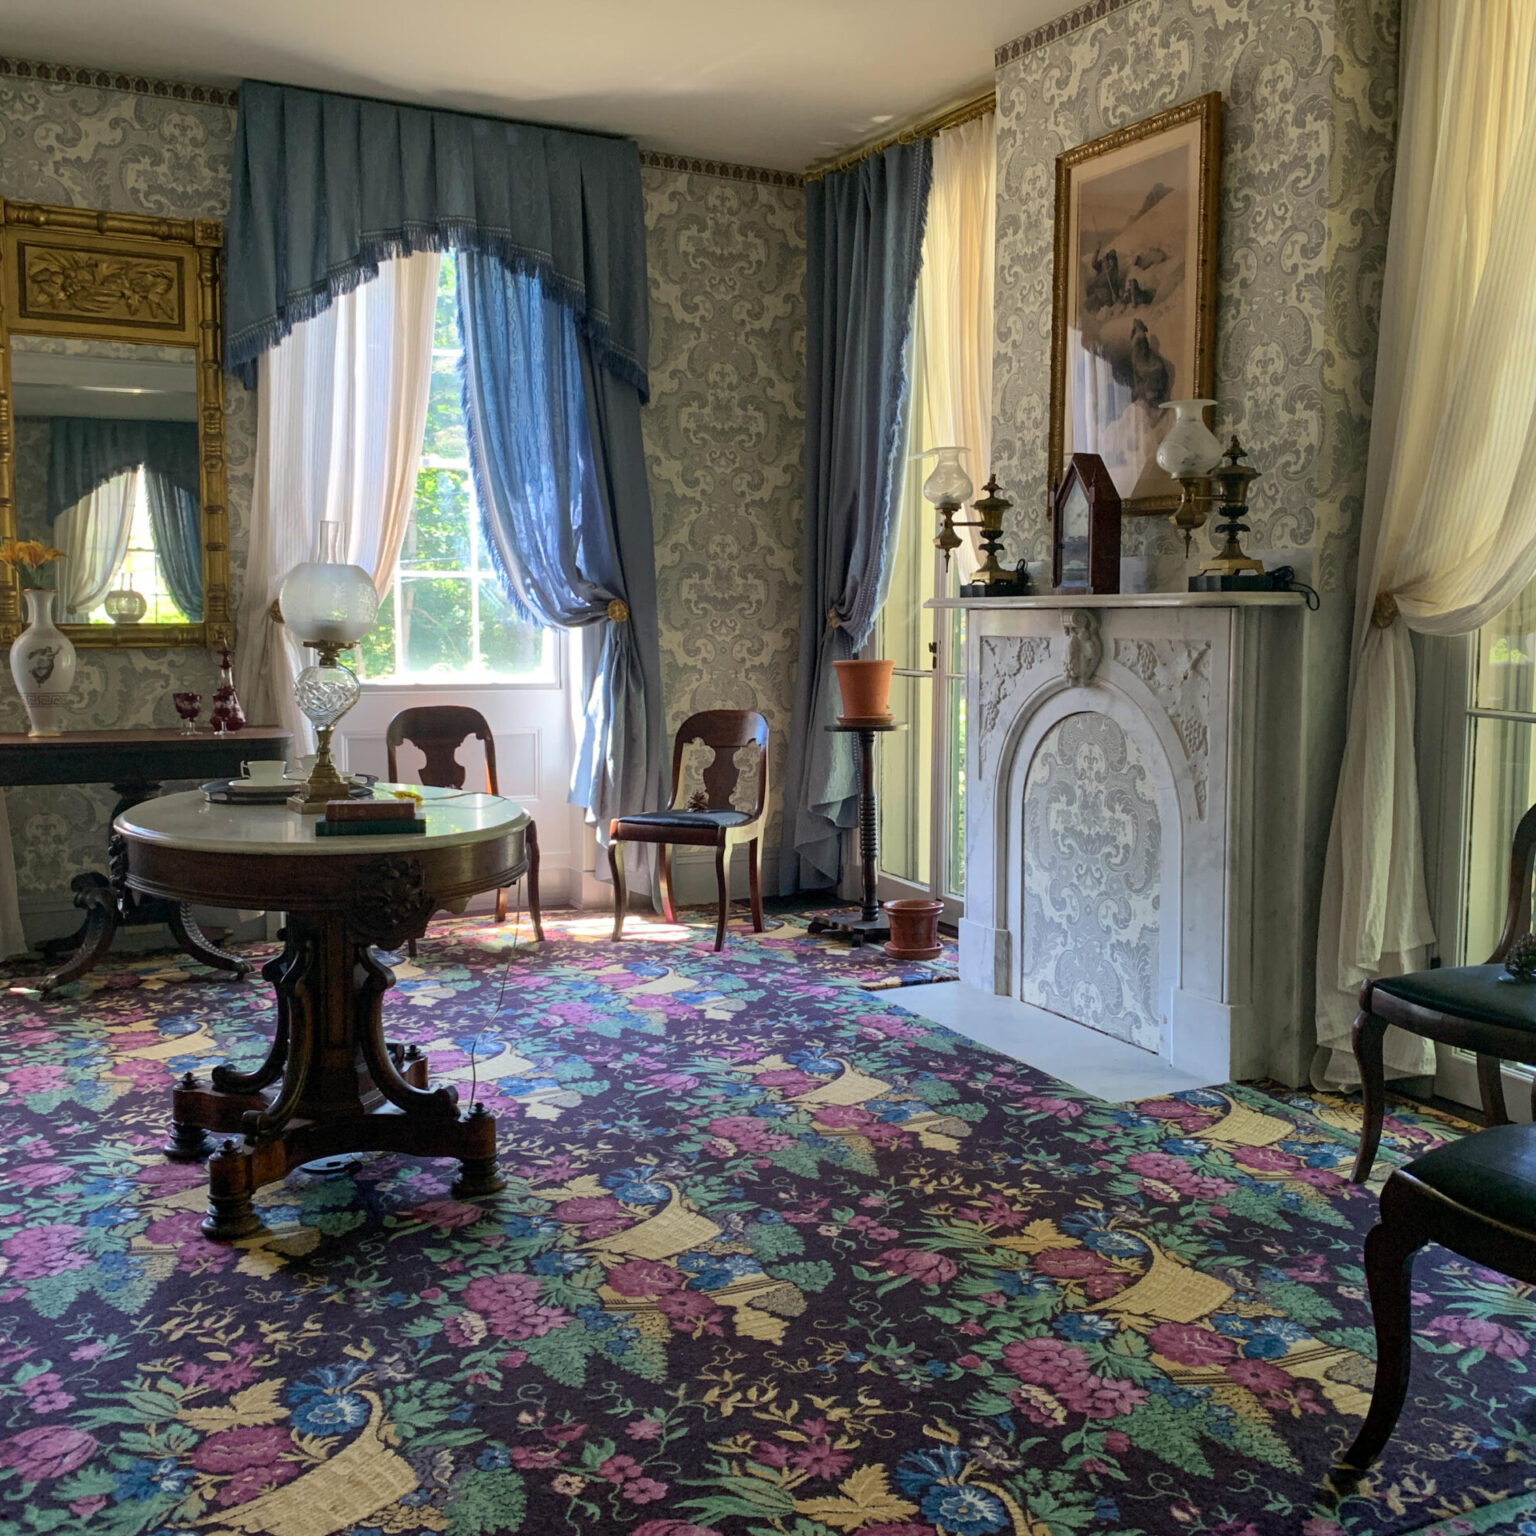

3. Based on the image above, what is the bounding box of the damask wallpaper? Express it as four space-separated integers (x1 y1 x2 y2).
1022 710 1162 1050
991 0 1399 1076
0 71 808 932
641 167 805 872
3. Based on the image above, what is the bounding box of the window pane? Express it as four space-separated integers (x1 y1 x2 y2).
1464 715 1536 962
479 581 556 681
355 588 396 681
400 576 473 676
421 353 467 462
434 256 459 348
1475 581 1536 712
947 684 966 899
401 466 472 571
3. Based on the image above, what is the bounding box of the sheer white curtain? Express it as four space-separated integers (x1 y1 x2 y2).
916 113 996 574
1315 0 1536 1084
236 251 440 746
58 470 137 619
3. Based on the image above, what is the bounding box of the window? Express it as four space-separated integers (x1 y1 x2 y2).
357 260 555 685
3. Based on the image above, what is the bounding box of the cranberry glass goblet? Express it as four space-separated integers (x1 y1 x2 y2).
172 692 202 736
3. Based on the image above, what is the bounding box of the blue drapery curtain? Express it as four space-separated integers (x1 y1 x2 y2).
457 254 666 838
143 472 204 620
778 142 933 890
46 418 199 522
225 80 650 399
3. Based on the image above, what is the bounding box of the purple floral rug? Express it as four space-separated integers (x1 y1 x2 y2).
0 909 1530 1536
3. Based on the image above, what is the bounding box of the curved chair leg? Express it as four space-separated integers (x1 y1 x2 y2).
748 837 764 933
1476 1053 1510 1126
407 937 419 960
1352 1001 1390 1183
713 842 729 952
525 820 544 941
657 845 677 925
1343 1219 1423 1467
609 839 627 941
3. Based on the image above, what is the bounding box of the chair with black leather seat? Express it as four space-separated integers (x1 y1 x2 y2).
386 704 543 954
1351 801 1536 1183
1343 1122 1536 1466
609 709 769 952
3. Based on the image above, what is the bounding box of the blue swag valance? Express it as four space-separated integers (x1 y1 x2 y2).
225 80 651 399
46 417 200 523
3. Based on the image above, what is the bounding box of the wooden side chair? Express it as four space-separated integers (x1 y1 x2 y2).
1352 801 1536 1183
1344 1122 1536 1467
609 709 769 952
385 705 543 953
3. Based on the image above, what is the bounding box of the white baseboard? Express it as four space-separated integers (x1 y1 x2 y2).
1435 1048 1534 1123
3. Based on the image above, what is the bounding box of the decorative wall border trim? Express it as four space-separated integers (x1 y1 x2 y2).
995 0 1146 67
639 151 802 188
0 55 237 107
0 58 802 185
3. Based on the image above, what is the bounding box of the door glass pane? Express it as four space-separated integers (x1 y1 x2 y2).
1464 715 1536 963
1475 582 1536 712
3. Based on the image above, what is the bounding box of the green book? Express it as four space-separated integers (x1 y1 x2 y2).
314 819 426 837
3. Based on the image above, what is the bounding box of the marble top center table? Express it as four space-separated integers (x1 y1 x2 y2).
117 785 529 1240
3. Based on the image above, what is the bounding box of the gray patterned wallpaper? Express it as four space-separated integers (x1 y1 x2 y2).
641 167 805 866
0 74 807 930
992 0 1397 591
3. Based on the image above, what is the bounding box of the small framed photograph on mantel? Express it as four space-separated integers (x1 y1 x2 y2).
1051 452 1121 595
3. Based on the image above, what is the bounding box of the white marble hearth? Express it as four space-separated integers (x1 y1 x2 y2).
935 593 1307 1085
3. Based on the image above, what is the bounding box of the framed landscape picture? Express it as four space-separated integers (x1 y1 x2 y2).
1049 93 1222 514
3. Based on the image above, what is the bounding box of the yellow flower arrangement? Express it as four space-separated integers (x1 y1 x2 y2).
0 538 68 591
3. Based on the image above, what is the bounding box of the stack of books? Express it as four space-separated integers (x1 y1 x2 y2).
314 797 427 837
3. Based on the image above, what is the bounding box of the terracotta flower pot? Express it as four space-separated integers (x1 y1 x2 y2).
833 658 895 724
883 897 944 961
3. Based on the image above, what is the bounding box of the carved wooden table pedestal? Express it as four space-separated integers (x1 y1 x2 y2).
117 787 529 1240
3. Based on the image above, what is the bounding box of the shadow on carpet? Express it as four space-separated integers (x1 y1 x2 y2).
0 909 1529 1536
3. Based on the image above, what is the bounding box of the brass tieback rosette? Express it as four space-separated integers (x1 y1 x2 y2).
606 598 630 623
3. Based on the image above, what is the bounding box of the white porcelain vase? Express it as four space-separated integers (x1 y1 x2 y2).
9 590 76 737
1156 399 1223 478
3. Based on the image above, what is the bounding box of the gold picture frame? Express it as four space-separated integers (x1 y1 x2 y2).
1048 93 1222 515
0 198 233 648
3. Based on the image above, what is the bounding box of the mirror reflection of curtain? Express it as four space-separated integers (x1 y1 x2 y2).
46 418 198 520
144 471 204 619
57 471 137 620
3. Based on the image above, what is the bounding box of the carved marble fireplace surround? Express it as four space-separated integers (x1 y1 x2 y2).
942 594 1307 1086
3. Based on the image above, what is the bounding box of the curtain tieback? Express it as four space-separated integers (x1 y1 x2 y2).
826 607 841 630
1371 592 1398 629
606 598 630 623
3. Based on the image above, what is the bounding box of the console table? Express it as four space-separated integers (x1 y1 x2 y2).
0 726 290 993
118 785 527 1239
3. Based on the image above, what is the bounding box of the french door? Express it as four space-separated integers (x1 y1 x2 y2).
872 425 966 923
1419 583 1536 1119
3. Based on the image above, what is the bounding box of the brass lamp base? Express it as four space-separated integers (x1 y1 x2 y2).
286 724 351 814
1197 547 1266 578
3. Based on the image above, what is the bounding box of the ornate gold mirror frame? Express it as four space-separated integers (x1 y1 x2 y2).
0 198 232 648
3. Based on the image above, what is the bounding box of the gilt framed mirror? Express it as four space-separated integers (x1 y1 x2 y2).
0 198 232 649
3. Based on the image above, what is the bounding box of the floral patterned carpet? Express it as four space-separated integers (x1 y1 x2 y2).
0 908 1532 1536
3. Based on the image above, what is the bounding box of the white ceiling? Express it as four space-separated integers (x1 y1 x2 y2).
1 0 1064 171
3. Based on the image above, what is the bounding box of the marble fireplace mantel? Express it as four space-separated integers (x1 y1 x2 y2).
933 591 1307 1084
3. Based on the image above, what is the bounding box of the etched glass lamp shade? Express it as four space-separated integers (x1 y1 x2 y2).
920 447 974 508
1156 401 1223 478
277 555 378 647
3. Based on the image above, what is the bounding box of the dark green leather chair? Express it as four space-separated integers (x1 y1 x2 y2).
1344 1123 1536 1466
1351 803 1536 1183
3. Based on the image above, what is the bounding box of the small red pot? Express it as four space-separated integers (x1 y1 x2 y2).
883 898 944 961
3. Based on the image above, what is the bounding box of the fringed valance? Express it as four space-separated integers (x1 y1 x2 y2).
225 81 651 399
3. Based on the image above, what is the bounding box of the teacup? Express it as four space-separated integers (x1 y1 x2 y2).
241 760 288 784
288 754 317 780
